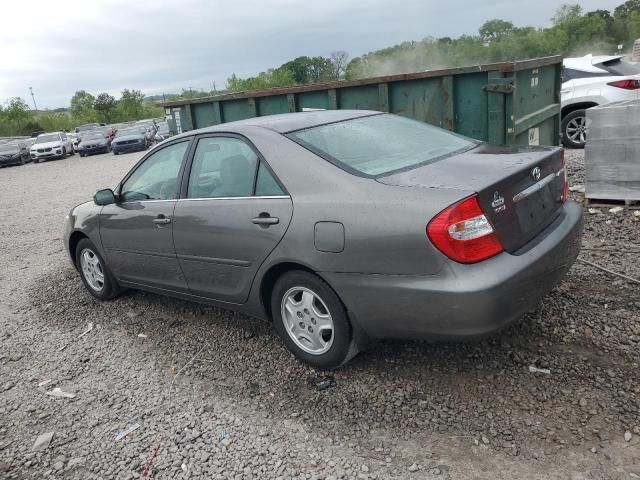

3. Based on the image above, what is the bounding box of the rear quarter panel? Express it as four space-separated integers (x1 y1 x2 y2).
241 127 467 276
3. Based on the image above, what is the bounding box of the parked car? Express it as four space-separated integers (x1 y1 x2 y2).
0 140 30 166
561 54 640 148
64 110 582 368
30 132 75 163
77 131 111 156
110 128 148 155
75 123 103 134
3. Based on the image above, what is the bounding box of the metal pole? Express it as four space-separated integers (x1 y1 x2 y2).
29 87 38 111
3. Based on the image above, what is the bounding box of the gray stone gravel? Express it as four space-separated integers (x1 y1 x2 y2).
0 148 639 479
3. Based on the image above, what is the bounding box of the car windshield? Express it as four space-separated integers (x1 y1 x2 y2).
597 58 640 76
286 114 476 176
77 124 98 132
0 142 20 152
35 134 60 143
116 129 140 137
82 133 104 140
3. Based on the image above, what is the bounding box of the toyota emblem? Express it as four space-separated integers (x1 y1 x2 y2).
531 166 541 181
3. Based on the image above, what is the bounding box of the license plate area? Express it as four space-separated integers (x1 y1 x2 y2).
516 185 555 233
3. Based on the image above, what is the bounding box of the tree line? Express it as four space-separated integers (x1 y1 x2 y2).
0 89 164 137
2 0 640 136
221 1 640 91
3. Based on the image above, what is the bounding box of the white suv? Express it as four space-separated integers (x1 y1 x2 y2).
561 54 640 148
30 132 75 163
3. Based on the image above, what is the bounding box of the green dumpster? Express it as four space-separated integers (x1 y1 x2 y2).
161 56 562 146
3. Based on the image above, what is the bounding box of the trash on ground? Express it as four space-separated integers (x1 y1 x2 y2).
633 210 640 218
58 344 67 352
137 333 148 338
625 431 632 442
46 387 76 399
169 365 177 374
217 430 228 439
307 374 336 391
528 365 551 375
609 206 624 214
32 431 54 451
588 208 599 214
140 441 161 478
569 184 585 193
114 423 141 441
78 322 94 338
37 379 51 387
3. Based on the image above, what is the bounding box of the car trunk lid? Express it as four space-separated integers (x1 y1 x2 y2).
376 144 566 253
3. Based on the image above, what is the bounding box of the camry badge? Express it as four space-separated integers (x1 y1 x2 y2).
491 191 506 213
531 166 541 181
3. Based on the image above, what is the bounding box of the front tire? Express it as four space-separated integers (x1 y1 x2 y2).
75 238 121 300
561 109 587 149
271 271 353 368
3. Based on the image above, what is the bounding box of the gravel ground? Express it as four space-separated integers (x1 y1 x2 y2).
0 148 639 479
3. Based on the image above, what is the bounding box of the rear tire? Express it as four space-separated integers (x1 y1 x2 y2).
75 238 121 300
271 270 353 368
561 109 587 149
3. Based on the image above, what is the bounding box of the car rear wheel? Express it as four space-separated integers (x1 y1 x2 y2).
271 271 354 368
75 238 121 300
562 109 587 149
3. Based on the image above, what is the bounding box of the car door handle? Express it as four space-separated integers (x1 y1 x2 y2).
153 216 171 225
251 214 279 226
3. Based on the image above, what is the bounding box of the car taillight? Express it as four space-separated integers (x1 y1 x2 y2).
560 148 568 203
606 79 640 90
427 195 503 264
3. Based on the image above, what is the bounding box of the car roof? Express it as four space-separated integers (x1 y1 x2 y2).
563 54 625 73
174 110 382 140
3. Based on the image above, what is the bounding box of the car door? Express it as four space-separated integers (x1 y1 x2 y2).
172 134 293 303
99 139 192 291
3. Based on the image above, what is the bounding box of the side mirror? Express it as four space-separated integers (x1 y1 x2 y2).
94 188 116 206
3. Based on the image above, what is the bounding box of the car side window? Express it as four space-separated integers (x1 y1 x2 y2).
187 137 259 198
120 141 189 202
255 161 285 196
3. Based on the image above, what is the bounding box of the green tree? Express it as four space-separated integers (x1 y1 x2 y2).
479 19 516 42
5 97 31 130
117 89 145 120
614 0 640 20
69 90 96 122
94 93 116 122
552 4 583 25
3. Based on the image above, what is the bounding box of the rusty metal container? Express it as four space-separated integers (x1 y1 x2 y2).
161 56 562 146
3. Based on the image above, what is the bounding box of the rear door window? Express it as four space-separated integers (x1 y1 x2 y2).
187 137 285 198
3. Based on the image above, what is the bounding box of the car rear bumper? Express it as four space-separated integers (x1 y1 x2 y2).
322 201 583 340
79 146 109 155
112 143 145 153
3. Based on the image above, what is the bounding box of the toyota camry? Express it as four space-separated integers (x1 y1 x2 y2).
64 110 583 368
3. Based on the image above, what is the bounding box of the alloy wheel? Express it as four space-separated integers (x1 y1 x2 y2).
80 248 105 292
566 116 586 145
281 287 334 355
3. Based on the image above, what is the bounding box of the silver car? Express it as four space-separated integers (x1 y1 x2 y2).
64 111 582 368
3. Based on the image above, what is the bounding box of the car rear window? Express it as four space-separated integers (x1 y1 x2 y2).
286 114 476 176
597 59 640 76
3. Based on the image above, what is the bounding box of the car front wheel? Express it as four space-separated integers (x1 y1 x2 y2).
75 238 121 300
562 109 587 149
271 271 354 368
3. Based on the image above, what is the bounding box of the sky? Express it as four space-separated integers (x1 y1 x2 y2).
0 0 623 109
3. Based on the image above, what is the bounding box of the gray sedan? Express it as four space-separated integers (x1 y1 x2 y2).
64 111 583 368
